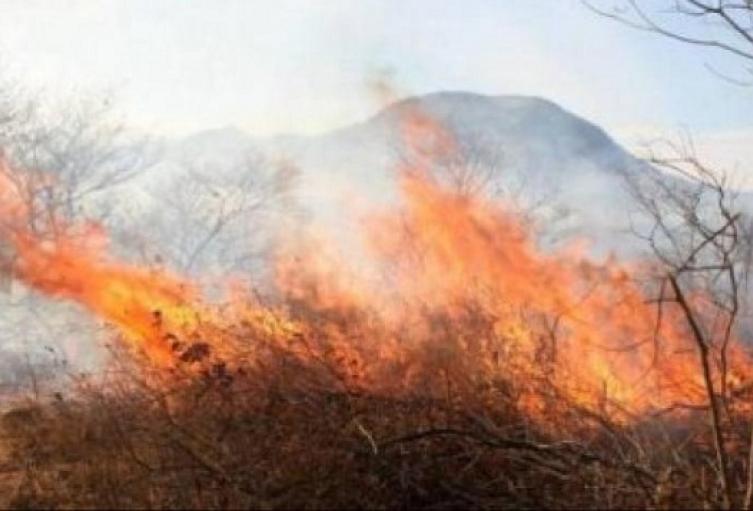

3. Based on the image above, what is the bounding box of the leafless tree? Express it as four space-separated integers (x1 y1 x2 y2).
586 2 753 506
0 92 151 236
585 0 753 85
626 135 752 508
0 70 153 385
119 152 298 280
396 114 572 245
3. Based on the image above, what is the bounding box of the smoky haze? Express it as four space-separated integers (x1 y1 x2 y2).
0 86 746 385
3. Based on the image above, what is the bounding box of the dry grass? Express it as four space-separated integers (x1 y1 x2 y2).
0 299 748 509
0 337 746 510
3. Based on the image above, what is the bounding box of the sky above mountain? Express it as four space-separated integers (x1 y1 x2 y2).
0 1 751 173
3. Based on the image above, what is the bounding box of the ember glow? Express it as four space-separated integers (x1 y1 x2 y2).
0 109 749 424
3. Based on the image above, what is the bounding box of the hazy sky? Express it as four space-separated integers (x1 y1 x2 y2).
0 0 751 168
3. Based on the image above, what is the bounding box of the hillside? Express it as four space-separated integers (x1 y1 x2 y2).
154 92 653 258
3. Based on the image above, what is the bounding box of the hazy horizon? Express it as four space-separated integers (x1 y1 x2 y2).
0 2 748 138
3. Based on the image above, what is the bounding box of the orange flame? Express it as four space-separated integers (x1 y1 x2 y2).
274 106 751 420
0 162 205 365
11 226 202 365
0 107 749 424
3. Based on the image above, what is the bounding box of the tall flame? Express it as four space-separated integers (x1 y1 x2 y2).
275 106 751 420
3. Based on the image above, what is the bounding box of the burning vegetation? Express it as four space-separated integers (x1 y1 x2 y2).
1 107 752 509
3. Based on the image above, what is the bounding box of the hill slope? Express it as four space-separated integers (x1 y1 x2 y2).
148 92 657 259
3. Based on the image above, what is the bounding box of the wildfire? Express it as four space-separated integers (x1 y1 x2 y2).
0 107 749 425
276 105 751 420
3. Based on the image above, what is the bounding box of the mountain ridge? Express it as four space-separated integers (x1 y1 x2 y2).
148 91 658 257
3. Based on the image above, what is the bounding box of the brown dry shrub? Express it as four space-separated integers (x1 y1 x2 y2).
0 315 745 509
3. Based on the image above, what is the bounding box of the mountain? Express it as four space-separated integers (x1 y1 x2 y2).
147 92 659 258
